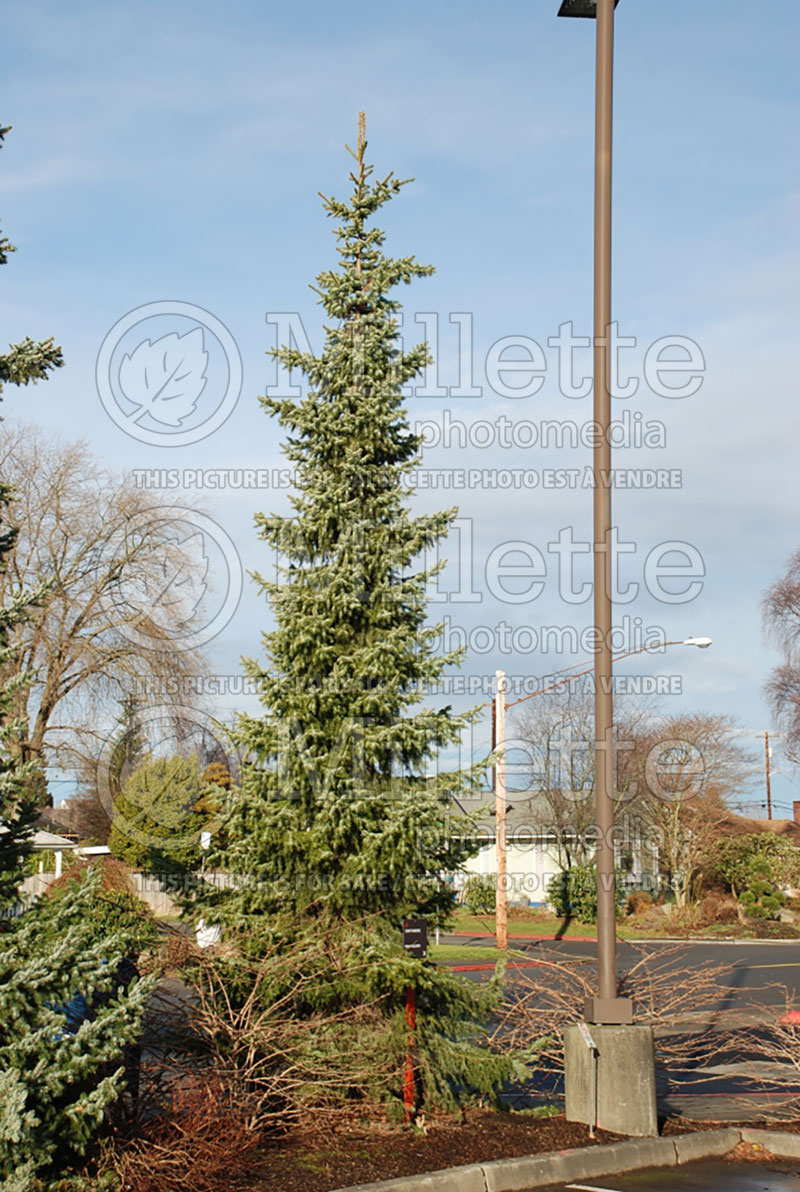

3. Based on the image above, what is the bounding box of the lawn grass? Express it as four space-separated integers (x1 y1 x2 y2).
430 943 596 965
448 909 595 938
429 944 503 964
446 906 800 941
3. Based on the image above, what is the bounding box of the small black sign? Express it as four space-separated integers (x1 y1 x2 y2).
402 918 428 958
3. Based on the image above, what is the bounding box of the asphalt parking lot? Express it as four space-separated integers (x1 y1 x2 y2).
542 1158 800 1190
444 934 800 1117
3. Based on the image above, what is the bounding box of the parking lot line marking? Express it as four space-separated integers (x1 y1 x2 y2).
566 1185 623 1191
735 962 800 969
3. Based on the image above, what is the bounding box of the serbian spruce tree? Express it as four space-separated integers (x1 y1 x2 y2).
196 116 510 1112
0 124 151 1191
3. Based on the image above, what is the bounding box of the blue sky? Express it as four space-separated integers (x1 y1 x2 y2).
1 1 799 810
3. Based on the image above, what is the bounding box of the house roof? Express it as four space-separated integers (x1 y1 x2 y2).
31 829 78 850
449 790 570 840
0 823 77 849
35 806 73 832
449 792 800 847
713 810 800 845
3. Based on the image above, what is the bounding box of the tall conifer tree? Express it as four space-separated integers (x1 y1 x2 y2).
0 122 62 895
0 124 151 1191
195 117 511 1111
211 116 482 927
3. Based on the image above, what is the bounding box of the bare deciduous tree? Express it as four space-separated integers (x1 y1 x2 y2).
513 682 650 868
0 422 215 792
515 689 753 905
630 711 753 907
52 789 113 844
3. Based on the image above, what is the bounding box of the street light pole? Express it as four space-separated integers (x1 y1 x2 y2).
592 0 618 1022
557 0 675 1134
557 0 622 1020
558 0 626 1023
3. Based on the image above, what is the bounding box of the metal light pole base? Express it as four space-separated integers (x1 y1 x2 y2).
584 995 633 1025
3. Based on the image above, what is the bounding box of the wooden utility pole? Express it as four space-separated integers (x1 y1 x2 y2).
494 669 508 951
765 731 772 821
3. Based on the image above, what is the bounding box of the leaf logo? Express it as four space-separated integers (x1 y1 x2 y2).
119 329 208 427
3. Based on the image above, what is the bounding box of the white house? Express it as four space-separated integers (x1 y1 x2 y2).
449 790 660 905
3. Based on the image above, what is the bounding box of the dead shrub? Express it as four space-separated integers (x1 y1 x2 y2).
738 990 800 1117
160 922 200 971
186 944 400 1132
491 944 737 1084
117 928 404 1144
105 933 405 1190
625 890 654 917
700 893 740 925
46 854 137 896
108 1072 262 1192
508 904 550 921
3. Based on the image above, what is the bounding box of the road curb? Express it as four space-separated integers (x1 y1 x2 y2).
672 1127 742 1163
481 1137 677 1191
624 937 800 946
444 933 800 946
330 1167 487 1192
741 1127 800 1157
331 1126 800 1192
449 961 545 973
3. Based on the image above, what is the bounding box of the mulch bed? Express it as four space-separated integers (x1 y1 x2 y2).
112 1106 800 1191
241 1110 661 1192
235 1113 800 1192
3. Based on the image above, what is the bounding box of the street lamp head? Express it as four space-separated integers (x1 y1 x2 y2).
683 636 712 649
557 0 620 17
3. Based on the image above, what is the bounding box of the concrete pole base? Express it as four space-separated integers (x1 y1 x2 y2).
564 1023 658 1137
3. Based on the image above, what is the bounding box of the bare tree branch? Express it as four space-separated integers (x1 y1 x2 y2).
0 422 214 793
